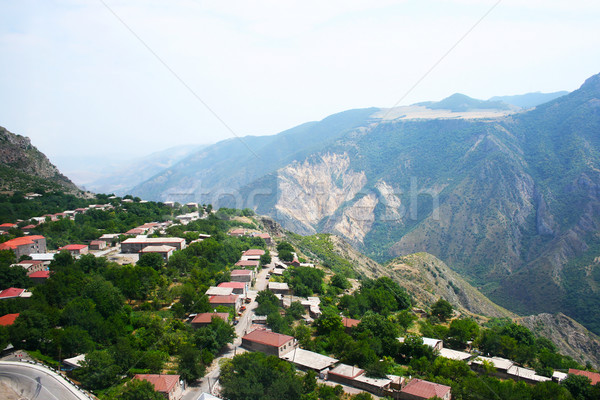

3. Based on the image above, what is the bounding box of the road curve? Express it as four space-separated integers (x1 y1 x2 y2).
0 361 90 400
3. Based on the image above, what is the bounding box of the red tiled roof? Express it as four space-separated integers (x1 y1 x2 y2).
401 379 451 399
209 295 239 304
126 228 145 234
22 225 37 230
0 313 19 326
191 313 229 324
235 260 259 267
59 244 88 251
0 235 45 250
29 270 51 278
342 317 361 328
0 223 17 228
243 249 265 256
218 282 246 289
258 233 271 238
133 374 180 393
569 369 600 385
19 260 43 265
243 329 294 348
231 269 253 275
0 288 25 298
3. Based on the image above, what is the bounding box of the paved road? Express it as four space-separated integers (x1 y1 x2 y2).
0 361 90 400
182 257 276 400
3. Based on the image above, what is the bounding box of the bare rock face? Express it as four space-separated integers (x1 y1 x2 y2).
275 153 367 234
518 313 600 369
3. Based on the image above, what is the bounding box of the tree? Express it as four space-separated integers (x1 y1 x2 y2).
106 379 164 400
137 252 165 271
286 301 305 320
278 250 294 262
177 344 205 383
74 350 121 390
562 374 593 400
260 250 272 266
447 318 479 349
276 242 294 253
255 290 280 316
430 298 453 322
330 274 351 290
315 306 343 335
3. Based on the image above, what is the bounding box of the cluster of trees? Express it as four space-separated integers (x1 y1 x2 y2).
338 276 411 316
0 191 92 223
284 266 325 297
277 241 296 262
254 290 305 335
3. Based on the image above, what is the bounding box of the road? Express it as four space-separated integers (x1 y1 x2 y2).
0 361 91 400
182 256 277 400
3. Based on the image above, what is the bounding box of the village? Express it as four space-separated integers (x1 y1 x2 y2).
0 196 598 400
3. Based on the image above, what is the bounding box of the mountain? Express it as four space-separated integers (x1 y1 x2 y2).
77 144 207 195
416 93 513 112
128 73 600 335
489 91 569 109
0 126 80 193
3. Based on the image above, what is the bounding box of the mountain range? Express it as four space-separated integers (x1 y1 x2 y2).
126 76 600 336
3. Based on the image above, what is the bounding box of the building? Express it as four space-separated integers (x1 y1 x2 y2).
0 288 32 300
21 224 37 233
268 282 291 295
399 378 452 400
29 270 51 284
121 237 186 253
0 235 47 259
506 365 551 384
0 313 19 326
328 364 365 387
133 374 184 400
241 249 265 261
438 348 472 361
205 286 234 296
217 281 247 296
230 269 253 283
59 244 89 256
209 295 241 311
281 348 338 373
258 233 272 244
89 240 107 251
139 245 176 261
98 233 120 244
0 223 17 232
342 317 361 333
241 329 297 356
235 260 260 269
568 369 600 385
190 313 230 328
470 356 514 379
11 260 46 275
229 228 246 237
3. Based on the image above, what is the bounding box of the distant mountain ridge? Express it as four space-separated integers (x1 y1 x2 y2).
489 90 569 108
0 126 80 193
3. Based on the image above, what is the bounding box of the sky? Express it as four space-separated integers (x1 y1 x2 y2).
1 0 600 176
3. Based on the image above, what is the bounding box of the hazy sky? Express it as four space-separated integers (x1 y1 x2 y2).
1 0 599 171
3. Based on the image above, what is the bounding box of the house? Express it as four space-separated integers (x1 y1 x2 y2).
353 373 394 397
63 354 86 369
506 365 551 384
0 313 19 326
11 260 46 274
121 237 186 253
139 245 176 261
29 270 51 284
438 348 472 361
0 235 47 259
126 228 146 235
235 260 260 269
205 286 234 296
21 224 37 233
328 363 365 387
268 282 291 295
241 329 297 356
185 202 198 209
230 269 253 283
208 295 241 311
163 201 176 207
228 229 246 237
59 244 89 256
217 281 247 296
470 356 514 379
0 223 17 232
0 288 32 299
568 369 600 385
241 249 265 261
133 374 184 400
258 233 272 244
190 313 230 328
281 348 338 373
342 317 361 333
89 240 107 251
399 378 452 400
98 233 120 244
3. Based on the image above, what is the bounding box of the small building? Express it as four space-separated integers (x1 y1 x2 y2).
268 282 291 296
21 224 37 233
272 268 285 276
399 378 452 400
29 270 51 284
206 286 234 297
11 260 46 274
139 245 176 261
59 244 89 256
217 281 247 296
258 233 272 244
342 317 361 333
229 229 246 237
98 233 121 244
280 348 338 373
126 228 146 235
439 348 472 361
209 295 241 311
353 373 394 397
0 235 47 259
235 260 260 269
241 329 297 356
506 365 551 384
190 313 229 328
328 363 364 387
0 288 32 300
568 369 600 385
470 356 514 379
121 237 186 253
0 223 17 232
133 374 184 400
0 313 19 326
63 354 86 369
241 249 265 261
230 269 253 283
89 240 107 251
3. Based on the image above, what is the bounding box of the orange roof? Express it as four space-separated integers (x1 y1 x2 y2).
243 329 294 348
0 235 45 250
569 369 600 385
0 313 19 326
401 379 451 399
243 249 265 256
133 374 180 393
29 270 51 278
0 288 25 298
258 233 271 238
342 317 361 328
0 223 16 228
59 244 87 251
235 260 259 267
191 313 229 324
